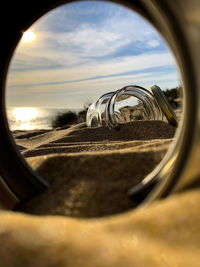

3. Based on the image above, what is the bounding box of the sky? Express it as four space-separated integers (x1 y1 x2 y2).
6 0 180 109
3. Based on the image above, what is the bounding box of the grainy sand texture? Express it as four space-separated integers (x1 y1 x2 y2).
1 119 200 267
13 120 176 217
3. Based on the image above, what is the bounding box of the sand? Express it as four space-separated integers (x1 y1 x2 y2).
13 121 175 217
1 120 200 266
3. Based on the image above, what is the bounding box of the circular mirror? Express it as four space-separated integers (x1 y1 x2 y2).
5 0 183 217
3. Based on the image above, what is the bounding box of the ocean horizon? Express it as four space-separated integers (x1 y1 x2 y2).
7 107 80 131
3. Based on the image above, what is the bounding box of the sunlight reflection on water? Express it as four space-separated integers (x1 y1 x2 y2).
7 107 73 131
9 107 40 131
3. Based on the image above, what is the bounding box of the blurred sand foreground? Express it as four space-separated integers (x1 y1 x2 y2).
0 121 200 267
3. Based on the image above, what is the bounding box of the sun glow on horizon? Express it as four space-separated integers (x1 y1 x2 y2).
12 107 38 122
21 30 35 43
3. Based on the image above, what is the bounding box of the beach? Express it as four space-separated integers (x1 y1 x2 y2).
13 120 176 217
1 119 200 266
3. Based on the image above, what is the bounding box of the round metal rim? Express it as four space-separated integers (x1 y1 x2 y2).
0 0 197 209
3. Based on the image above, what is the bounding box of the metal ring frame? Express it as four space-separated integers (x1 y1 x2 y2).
0 0 199 209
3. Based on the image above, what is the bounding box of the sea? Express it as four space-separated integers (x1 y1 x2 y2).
6 107 79 131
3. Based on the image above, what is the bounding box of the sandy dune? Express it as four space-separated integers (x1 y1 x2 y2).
13 121 175 217
1 120 199 266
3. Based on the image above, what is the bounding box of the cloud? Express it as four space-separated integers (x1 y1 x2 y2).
6 69 179 109
7 51 176 88
147 39 160 48
11 1 165 71
6 1 179 108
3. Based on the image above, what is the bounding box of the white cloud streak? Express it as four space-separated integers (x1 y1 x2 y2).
7 51 176 88
6 1 179 108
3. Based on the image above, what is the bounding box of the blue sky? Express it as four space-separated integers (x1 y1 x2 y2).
6 0 180 109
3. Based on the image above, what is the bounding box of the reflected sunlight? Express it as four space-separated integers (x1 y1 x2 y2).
12 107 38 122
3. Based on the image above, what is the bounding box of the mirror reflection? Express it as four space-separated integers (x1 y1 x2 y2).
6 1 182 217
